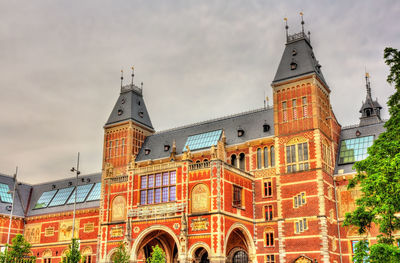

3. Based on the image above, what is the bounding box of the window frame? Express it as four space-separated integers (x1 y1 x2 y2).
232 185 243 208
265 205 273 221
293 192 306 208
265 231 274 247
263 181 272 198
139 171 176 205
285 141 309 173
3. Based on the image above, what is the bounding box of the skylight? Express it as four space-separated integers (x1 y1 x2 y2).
338 135 374 164
67 184 94 204
34 190 57 209
86 183 101 201
183 130 222 152
0 183 13 203
48 187 75 207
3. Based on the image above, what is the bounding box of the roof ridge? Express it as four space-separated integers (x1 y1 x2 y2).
31 172 101 186
154 106 273 135
342 119 387 130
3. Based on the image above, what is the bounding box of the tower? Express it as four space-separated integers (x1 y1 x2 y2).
270 15 341 263
359 73 382 126
98 69 154 262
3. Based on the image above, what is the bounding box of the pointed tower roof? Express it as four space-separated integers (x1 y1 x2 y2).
272 17 327 87
105 72 154 130
359 73 382 126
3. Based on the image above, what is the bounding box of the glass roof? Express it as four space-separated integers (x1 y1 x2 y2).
183 129 222 152
48 187 74 207
67 184 94 204
0 183 13 203
86 183 101 201
339 135 374 164
34 190 57 209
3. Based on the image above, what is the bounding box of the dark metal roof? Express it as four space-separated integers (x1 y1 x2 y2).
136 107 274 161
26 173 101 216
0 173 32 217
105 84 154 130
272 32 327 87
334 121 386 175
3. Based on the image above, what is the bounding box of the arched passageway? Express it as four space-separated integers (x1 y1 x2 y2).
225 225 255 263
131 228 179 263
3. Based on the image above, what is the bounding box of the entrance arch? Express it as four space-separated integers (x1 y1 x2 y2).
225 223 256 263
130 225 180 263
188 242 211 263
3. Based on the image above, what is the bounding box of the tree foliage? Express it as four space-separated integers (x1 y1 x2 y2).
62 238 81 263
0 234 35 263
112 242 130 263
343 47 400 261
146 245 166 263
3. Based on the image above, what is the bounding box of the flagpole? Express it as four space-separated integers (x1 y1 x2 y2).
5 166 18 263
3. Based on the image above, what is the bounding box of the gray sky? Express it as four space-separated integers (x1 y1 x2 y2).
1 0 399 184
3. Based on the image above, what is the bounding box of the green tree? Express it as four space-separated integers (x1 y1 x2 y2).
0 234 35 263
62 238 81 263
146 245 166 263
344 47 400 262
112 242 130 263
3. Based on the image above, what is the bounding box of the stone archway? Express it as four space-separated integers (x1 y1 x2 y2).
130 225 180 263
188 242 211 263
225 223 256 263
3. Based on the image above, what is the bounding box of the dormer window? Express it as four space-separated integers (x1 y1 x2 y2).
145 148 151 155
138 111 144 118
263 124 270 132
292 49 297 56
118 109 123 116
290 62 297 70
164 145 170 152
237 128 245 137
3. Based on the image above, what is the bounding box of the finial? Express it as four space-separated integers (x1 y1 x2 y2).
284 17 289 39
308 31 311 43
131 66 134 85
141 82 143 90
365 72 372 99
300 12 305 33
120 69 124 88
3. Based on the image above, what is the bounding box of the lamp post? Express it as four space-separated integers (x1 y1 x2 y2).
70 152 80 239
5 166 18 263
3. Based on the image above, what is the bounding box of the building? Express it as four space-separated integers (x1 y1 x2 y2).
0 20 388 263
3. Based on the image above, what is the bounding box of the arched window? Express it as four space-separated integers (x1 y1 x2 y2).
263 147 269 168
203 159 209 162
270 146 275 167
232 250 248 263
239 153 245 170
231 154 237 167
256 148 262 169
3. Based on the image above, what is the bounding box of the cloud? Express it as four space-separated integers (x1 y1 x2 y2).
0 0 399 183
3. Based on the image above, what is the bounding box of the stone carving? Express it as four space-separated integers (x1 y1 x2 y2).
111 195 126 221
190 217 209 231
105 162 114 177
110 226 124 237
24 224 41 244
59 220 79 241
191 184 209 213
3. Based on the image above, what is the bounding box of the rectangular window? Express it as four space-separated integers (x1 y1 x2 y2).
108 141 112 158
286 142 309 173
266 255 275 263
339 136 374 164
140 171 177 205
233 185 242 207
115 140 119 156
264 181 272 197
265 205 273 221
293 192 306 208
282 102 288 122
265 232 274 247
121 138 125 156
295 218 308 234
292 99 297 119
302 97 308 117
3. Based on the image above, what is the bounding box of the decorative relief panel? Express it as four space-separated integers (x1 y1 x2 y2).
44 227 55 237
84 222 95 233
24 224 41 244
190 217 209 231
110 226 124 237
111 195 126 221
59 220 79 241
191 184 209 213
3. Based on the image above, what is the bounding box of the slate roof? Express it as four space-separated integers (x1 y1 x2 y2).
0 173 32 217
272 32 327 87
26 172 101 217
136 107 274 162
334 121 386 175
106 84 154 130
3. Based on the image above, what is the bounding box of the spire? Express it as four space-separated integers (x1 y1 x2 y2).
273 15 327 86
131 66 135 85
359 72 383 126
120 69 124 88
